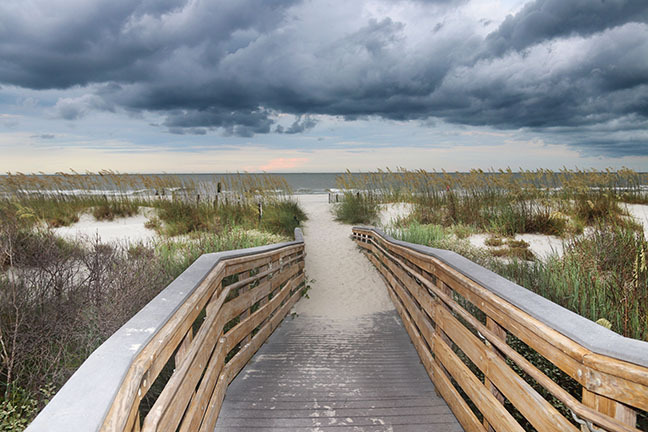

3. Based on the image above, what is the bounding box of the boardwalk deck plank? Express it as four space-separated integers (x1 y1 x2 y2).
215 311 463 431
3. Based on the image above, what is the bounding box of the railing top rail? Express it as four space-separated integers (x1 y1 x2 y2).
353 226 648 369
27 228 304 432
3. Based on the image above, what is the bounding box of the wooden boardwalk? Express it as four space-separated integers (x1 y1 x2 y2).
215 311 463 431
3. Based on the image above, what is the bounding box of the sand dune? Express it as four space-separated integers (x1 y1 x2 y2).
52 210 157 244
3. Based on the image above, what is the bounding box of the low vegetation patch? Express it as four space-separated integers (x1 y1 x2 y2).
92 199 139 221
337 168 647 237
334 192 379 224
156 229 288 278
261 200 308 237
490 244 535 261
484 235 504 247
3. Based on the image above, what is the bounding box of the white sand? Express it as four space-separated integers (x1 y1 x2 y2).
467 233 489 250
623 203 648 238
468 233 564 260
53 210 157 244
294 194 393 318
514 234 564 259
378 202 413 228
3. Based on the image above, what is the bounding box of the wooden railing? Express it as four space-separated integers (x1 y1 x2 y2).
353 227 648 432
27 229 305 432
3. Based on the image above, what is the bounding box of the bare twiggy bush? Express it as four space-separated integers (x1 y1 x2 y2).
0 222 172 424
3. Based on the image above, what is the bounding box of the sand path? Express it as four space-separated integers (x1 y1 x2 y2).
293 194 393 319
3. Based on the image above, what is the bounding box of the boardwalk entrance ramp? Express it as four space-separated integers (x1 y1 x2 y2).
215 195 462 431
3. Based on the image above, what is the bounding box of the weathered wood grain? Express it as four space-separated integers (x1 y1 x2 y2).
352 227 646 432
215 311 463 432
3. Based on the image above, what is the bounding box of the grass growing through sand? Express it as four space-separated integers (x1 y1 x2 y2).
338 168 648 341
337 167 647 236
0 171 305 237
333 192 379 224
0 171 306 429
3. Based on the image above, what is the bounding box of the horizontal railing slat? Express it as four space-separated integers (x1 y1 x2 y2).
353 226 647 432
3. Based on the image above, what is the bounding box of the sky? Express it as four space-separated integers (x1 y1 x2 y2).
0 0 647 173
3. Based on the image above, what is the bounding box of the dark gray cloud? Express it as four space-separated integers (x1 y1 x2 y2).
0 0 647 156
486 0 648 56
163 107 274 137
276 115 318 134
0 0 299 89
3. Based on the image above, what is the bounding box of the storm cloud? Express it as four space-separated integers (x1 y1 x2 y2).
486 0 648 55
0 0 647 155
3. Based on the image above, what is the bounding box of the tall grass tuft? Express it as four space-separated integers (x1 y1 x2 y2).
92 199 139 221
261 200 308 237
334 192 379 224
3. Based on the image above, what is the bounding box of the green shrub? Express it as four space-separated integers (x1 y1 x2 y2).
92 200 138 221
144 217 161 231
334 192 379 225
490 246 535 261
573 193 621 224
156 229 287 278
395 222 446 247
449 223 475 239
261 200 307 237
156 200 211 236
484 236 504 247
0 388 40 432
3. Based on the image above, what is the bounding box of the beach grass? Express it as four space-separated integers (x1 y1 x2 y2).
0 171 305 236
261 200 308 237
333 191 379 224
336 167 648 236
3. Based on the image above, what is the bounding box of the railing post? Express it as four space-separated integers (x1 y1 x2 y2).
239 269 253 345
438 282 454 347
581 390 637 431
175 328 194 366
484 317 507 432
434 281 455 393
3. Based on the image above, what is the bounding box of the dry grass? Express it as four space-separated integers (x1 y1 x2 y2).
336 167 648 236
0 171 304 238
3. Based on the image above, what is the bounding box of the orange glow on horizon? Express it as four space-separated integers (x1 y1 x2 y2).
258 157 309 171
